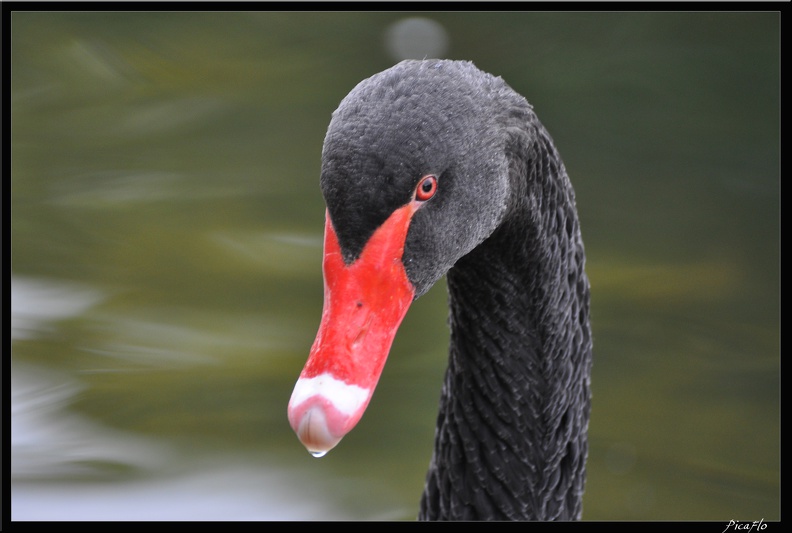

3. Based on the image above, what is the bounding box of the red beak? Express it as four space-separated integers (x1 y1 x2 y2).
288 202 420 456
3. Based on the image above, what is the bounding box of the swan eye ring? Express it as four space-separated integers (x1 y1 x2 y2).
415 175 438 202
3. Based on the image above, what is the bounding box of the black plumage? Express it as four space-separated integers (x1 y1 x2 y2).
320 59 592 521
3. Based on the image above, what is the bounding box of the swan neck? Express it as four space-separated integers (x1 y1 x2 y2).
419 129 592 520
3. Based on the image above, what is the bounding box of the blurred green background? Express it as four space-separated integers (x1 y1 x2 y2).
10 11 779 520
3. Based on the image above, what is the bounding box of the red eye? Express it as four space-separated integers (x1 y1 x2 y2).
415 175 438 201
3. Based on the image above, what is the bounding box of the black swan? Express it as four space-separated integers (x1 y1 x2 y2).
287 59 592 521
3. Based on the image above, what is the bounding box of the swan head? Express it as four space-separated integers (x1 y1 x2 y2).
321 59 520 297
289 60 526 455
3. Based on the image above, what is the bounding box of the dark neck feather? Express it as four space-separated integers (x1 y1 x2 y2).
419 123 592 521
